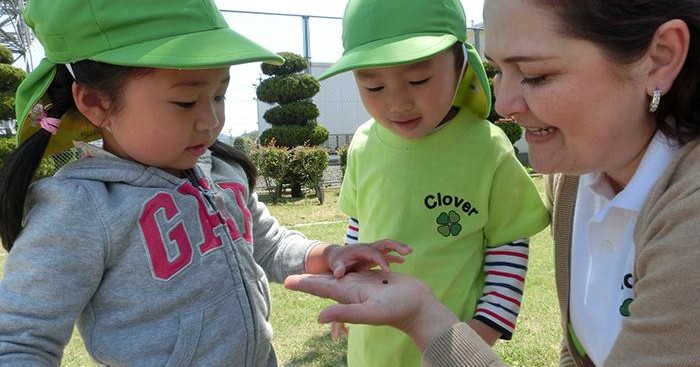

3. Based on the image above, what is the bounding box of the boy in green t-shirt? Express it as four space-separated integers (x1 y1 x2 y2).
317 0 550 366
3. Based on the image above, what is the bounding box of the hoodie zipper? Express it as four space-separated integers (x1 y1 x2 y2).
184 169 259 365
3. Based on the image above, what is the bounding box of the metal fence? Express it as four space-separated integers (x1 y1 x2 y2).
322 133 353 152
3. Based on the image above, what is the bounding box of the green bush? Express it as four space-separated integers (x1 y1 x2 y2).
233 136 255 155
251 144 328 204
263 100 319 126
336 144 349 179
0 137 57 179
287 146 327 186
261 52 308 76
487 79 501 123
0 64 26 93
0 45 13 65
259 124 329 148
256 73 320 105
251 144 289 203
482 61 498 79
495 120 523 144
0 92 15 122
257 51 329 199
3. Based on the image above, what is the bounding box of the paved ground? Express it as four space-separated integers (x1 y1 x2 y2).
321 163 343 187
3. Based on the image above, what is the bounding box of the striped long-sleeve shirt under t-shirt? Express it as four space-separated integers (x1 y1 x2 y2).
344 217 528 339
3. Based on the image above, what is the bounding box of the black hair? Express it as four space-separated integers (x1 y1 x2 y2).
0 61 257 251
209 140 257 189
0 64 73 251
532 0 700 144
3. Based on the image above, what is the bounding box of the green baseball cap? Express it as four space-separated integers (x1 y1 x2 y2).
16 0 284 156
319 0 491 119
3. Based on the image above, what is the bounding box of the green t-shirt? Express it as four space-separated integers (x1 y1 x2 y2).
340 108 550 367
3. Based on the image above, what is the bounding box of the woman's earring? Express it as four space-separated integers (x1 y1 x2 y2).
649 88 662 113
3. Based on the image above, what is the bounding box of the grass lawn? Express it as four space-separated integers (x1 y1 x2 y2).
0 176 560 366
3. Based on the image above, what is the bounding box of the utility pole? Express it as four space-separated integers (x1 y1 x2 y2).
0 0 33 71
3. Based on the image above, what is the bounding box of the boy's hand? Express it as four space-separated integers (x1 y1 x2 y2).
330 321 348 341
325 239 412 278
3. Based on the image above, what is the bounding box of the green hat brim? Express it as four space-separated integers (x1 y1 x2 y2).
91 28 284 69
318 34 458 80
16 28 284 157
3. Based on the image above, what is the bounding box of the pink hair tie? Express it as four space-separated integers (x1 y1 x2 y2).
39 113 61 135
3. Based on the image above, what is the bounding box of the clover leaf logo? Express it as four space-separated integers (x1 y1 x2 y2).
436 210 462 237
619 298 633 317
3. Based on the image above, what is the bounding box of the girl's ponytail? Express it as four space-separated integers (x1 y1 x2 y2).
209 140 258 189
0 65 74 251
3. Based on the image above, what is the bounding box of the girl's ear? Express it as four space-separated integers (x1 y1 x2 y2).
646 19 690 95
72 83 112 128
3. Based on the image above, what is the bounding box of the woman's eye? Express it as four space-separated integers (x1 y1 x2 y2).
173 101 196 109
365 86 383 92
520 75 548 87
409 77 431 85
214 95 226 103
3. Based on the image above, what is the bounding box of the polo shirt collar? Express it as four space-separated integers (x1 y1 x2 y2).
584 131 677 214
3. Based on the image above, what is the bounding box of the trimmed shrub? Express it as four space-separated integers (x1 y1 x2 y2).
0 137 56 179
336 144 349 179
251 144 328 204
256 51 329 200
0 45 13 65
287 146 328 204
250 143 289 203
259 123 329 148
287 146 327 185
0 92 15 122
0 64 26 92
263 100 319 126
256 73 320 104
482 61 498 79
0 54 26 121
233 136 255 155
261 52 308 76
495 120 523 144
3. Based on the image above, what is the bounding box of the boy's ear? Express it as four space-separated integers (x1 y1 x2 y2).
72 83 112 128
646 19 690 95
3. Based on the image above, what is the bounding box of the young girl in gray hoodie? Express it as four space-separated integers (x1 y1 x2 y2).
0 1 410 366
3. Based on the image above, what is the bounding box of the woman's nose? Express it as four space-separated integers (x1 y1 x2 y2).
493 75 527 118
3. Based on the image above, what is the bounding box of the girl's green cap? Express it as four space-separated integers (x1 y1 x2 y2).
16 0 284 156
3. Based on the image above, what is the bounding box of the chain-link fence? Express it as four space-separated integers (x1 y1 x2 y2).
46 139 345 189
51 147 79 174
322 133 353 152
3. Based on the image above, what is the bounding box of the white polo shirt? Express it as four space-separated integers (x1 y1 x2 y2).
570 131 677 366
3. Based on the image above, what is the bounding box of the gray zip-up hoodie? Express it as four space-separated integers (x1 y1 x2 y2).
0 150 319 366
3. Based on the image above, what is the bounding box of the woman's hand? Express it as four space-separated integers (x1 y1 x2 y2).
285 269 459 350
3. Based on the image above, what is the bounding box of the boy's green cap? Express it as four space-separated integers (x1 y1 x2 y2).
16 0 284 156
319 0 467 80
319 0 491 119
